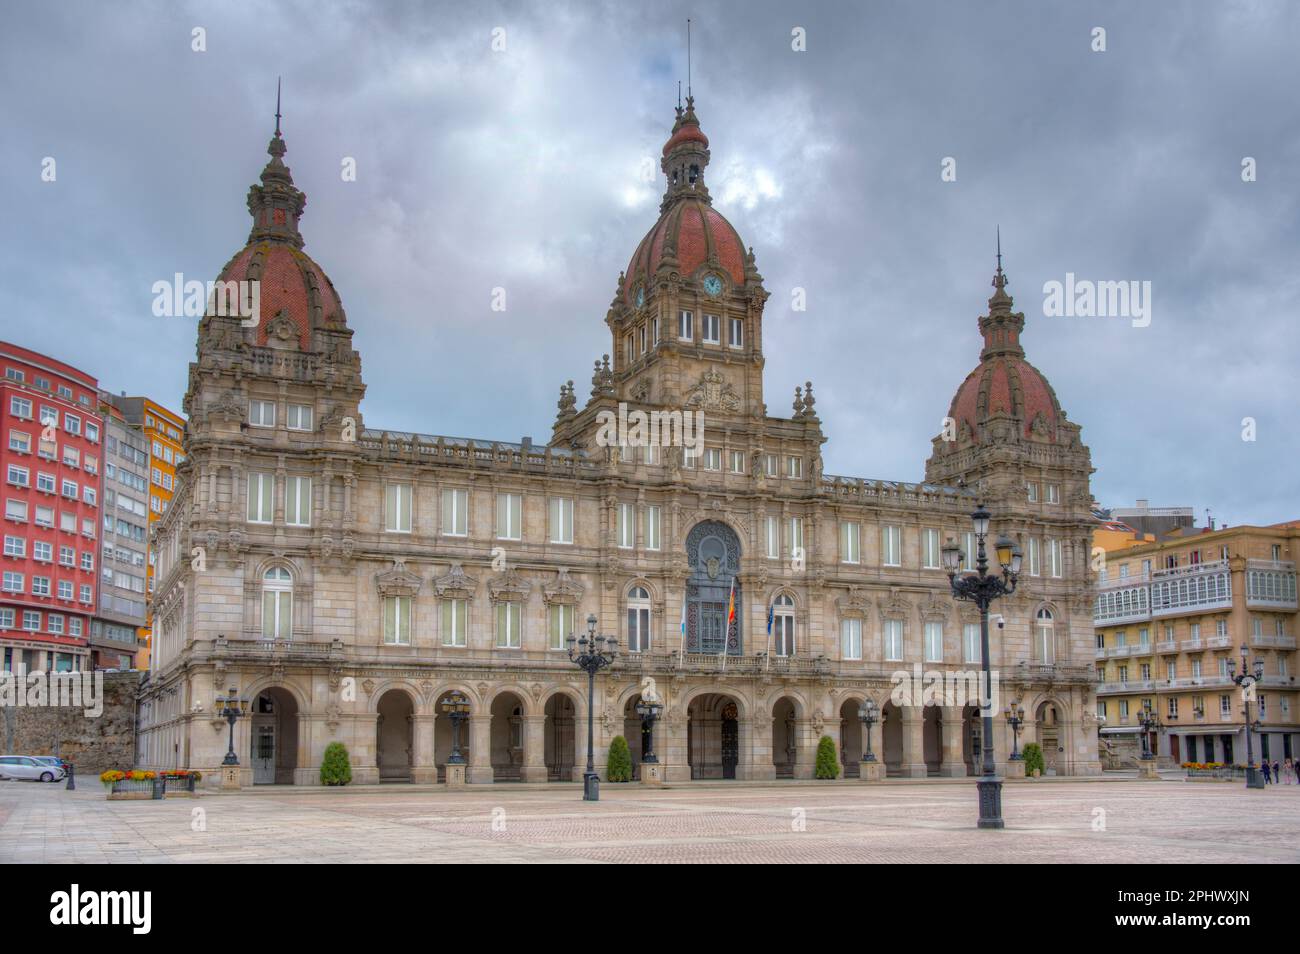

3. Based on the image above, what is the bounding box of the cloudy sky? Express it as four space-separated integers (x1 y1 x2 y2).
3 0 1298 526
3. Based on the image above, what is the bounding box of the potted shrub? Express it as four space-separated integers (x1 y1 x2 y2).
320 742 352 786
815 735 840 779
607 735 633 782
1022 743 1045 778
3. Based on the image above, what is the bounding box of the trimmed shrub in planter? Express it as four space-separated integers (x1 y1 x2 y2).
815 735 840 779
607 735 633 782
320 742 353 786
1022 743 1045 778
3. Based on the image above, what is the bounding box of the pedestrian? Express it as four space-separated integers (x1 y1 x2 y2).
1287 758 1296 784
1261 760 1272 784
1273 760 1281 785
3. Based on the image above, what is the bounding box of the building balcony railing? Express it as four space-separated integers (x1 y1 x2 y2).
1259 675 1297 689
1156 640 1178 654
1097 680 1155 694
1165 675 1233 689
1251 634 1296 649
1245 560 1297 610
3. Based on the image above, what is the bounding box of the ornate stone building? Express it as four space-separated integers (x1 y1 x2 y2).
138 99 1102 785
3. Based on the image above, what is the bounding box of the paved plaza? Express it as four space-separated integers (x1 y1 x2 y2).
2 775 1298 864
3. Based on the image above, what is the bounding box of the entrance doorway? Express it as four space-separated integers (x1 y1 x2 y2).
376 689 414 782
1037 702 1061 774
688 693 741 779
546 693 577 781
250 688 298 785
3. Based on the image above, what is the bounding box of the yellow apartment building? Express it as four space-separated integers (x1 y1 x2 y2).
1093 522 1299 768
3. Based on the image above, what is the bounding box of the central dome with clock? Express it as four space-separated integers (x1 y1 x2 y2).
620 97 753 307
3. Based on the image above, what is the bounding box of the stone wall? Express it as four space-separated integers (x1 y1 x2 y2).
1 671 140 774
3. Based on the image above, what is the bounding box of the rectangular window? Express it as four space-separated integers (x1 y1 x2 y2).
58 545 73 566
727 317 744 348
617 502 635 549
246 472 273 523
262 588 292 640
47 614 63 635
32 576 51 597
8 431 30 454
63 414 80 436
442 488 468 536
7 465 29 487
1028 537 1041 576
36 506 54 527
765 515 779 560
678 310 694 341
883 619 903 661
764 454 778 477
964 532 977 571
549 497 573 544
10 397 32 419
549 603 575 651
383 483 412 533
383 596 412 645
3 536 23 557
922 528 941 569
787 456 803 478
1027 482 1038 503
286 404 313 431
788 517 804 557
646 505 661 551
703 448 722 471
1048 538 1063 578
495 601 521 648
285 476 311 526
5 499 27 522
441 598 467 647
702 314 720 344
22 610 40 631
2 571 24 593
61 479 77 499
1046 484 1060 504
496 493 522 540
925 622 943 662
841 618 862 660
840 521 860 564
881 525 901 567
729 450 745 473
33 541 52 562
36 473 55 494
626 602 650 653
963 623 981 663
248 400 276 428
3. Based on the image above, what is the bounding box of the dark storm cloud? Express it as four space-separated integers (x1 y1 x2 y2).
2 0 1298 524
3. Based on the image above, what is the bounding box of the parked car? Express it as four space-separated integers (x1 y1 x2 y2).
31 756 72 775
0 756 66 782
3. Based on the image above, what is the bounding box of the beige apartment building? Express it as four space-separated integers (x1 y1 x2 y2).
1094 523 1299 766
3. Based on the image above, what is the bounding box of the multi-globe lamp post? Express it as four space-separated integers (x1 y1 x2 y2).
858 699 878 764
635 696 663 767
1227 645 1266 790
441 691 471 765
1137 702 1159 761
942 503 1021 830
215 688 248 767
1005 702 1025 761
568 613 618 801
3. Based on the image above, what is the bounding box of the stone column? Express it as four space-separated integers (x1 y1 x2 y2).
901 706 927 777
521 715 548 782
468 714 494 784
940 706 967 777
751 715 776 781
411 714 436 783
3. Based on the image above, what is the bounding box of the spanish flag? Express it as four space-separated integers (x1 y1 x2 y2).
727 577 736 624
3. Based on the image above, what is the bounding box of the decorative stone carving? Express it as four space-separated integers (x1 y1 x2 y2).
375 559 422 597
433 562 479 598
836 587 872 618
919 593 952 623
542 567 585 605
684 368 740 412
878 588 911 621
488 567 531 602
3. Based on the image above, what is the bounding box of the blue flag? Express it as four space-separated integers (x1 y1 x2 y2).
766 602 774 635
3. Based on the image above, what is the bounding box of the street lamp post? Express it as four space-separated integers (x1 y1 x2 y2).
1137 702 1158 760
635 698 663 764
942 503 1021 830
858 700 878 762
1227 645 1265 790
568 613 618 801
1005 703 1025 760
441 691 470 764
215 688 248 766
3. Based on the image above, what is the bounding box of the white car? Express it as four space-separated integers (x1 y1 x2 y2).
0 755 66 782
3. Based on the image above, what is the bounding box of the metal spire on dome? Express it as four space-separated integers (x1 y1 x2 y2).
993 225 1008 291
274 75 282 138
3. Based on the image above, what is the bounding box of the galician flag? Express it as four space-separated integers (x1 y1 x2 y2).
727 577 736 624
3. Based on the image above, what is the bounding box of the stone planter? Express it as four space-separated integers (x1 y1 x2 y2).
105 779 157 801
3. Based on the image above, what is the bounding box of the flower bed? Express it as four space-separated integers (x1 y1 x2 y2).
1181 762 1246 781
100 769 202 799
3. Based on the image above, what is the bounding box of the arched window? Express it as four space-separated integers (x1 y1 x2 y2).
772 593 795 657
262 567 292 640
627 586 651 653
1035 607 1055 663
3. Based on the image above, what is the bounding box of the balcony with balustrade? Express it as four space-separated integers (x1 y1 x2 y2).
1246 560 1298 610
1093 577 1152 626
1150 560 1233 617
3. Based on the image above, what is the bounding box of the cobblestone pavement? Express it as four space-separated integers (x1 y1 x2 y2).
3 776 1298 863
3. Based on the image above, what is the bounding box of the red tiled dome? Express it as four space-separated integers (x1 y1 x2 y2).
947 354 1061 442
623 199 747 304
662 123 709 156
216 243 344 350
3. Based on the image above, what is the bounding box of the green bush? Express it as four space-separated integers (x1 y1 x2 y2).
320 742 352 786
815 735 840 779
607 735 633 782
1022 742 1045 777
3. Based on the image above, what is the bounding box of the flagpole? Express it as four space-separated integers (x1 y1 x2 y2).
678 589 687 665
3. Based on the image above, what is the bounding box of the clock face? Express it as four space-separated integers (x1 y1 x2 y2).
636 286 645 307
702 274 723 297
